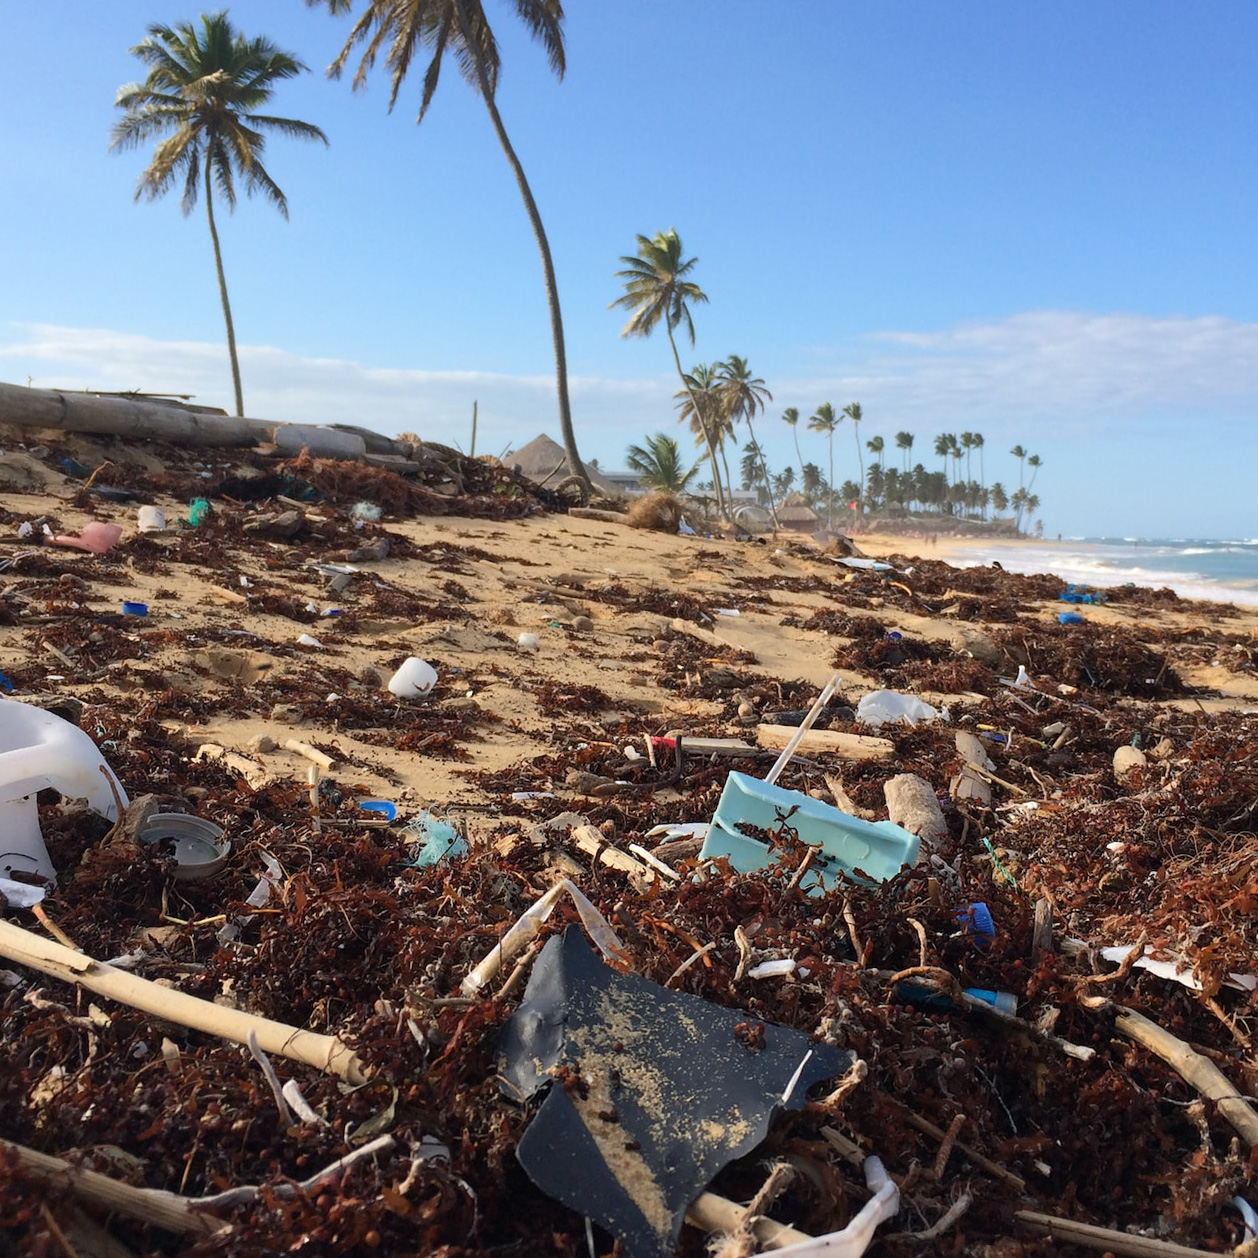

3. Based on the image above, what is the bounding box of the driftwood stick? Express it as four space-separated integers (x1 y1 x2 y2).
1016 1209 1232 1257
883 1097 1026 1191
0 919 366 1085
284 739 336 771
0 1137 228 1235
1114 1005 1258 1147
686 1191 813 1249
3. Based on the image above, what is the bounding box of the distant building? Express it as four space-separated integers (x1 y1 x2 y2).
777 492 820 532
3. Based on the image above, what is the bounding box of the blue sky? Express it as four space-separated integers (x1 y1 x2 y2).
3 2 1257 537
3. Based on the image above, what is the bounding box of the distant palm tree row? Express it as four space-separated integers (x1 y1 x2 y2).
613 232 1045 532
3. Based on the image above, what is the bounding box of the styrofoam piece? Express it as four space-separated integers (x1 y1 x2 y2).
388 657 438 697
0 698 128 883
700 771 919 892
856 690 940 728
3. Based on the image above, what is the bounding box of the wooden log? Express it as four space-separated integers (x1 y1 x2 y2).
755 724 895 762
0 920 366 1084
0 1136 228 1235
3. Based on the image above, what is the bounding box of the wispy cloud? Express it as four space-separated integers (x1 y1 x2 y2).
2 311 1255 464
784 310 1258 431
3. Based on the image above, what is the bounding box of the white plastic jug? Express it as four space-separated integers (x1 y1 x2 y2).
388 658 438 698
0 699 128 883
137 505 167 532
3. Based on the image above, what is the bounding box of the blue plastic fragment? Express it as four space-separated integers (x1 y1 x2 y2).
406 811 468 867
700 771 920 893
1058 611 1084 625
958 901 995 946
360 800 397 822
0 670 13 693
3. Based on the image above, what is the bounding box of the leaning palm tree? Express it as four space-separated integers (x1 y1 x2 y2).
718 355 776 523
612 229 728 519
782 407 804 476
1011 444 1027 490
842 403 863 512
676 363 732 510
808 403 840 527
311 0 589 493
625 433 701 494
1026 453 1043 494
111 12 327 417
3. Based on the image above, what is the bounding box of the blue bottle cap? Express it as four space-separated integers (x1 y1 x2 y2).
958 901 995 945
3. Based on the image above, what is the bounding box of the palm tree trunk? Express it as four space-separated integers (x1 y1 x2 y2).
827 437 834 528
746 417 779 526
665 326 729 520
791 430 804 477
204 170 244 418
717 434 735 515
853 428 864 514
452 0 588 495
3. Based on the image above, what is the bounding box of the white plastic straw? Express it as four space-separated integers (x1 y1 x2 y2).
764 672 842 786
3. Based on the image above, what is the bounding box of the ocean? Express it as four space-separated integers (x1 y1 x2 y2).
947 538 1258 607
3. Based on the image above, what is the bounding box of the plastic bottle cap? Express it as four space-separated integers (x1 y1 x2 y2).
122 601 148 617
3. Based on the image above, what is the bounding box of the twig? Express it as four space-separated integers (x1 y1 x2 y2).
907 918 928 969
1079 933 1148 987
889 1192 973 1241
32 904 78 951
668 940 716 986
783 846 817 896
842 897 865 966
883 1097 1026 1191
733 924 752 983
495 940 542 1002
246 1029 296 1127
1015 1209 1233 1257
818 1057 868 1110
933 1113 966 1180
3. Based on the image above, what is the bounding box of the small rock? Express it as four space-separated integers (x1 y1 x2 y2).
1113 745 1148 781
270 703 303 725
247 734 277 754
359 666 385 689
243 509 305 539
345 536 390 563
572 615 594 633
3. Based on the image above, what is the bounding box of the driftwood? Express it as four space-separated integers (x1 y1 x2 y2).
755 723 895 762
1015 1209 1238 1258
0 920 366 1084
1114 1005 1258 1146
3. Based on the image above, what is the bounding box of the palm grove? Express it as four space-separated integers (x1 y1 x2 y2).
614 229 1044 533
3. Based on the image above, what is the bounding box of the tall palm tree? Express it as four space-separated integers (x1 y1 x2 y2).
842 402 863 512
625 433 701 494
866 434 884 468
1026 453 1043 494
934 433 952 480
312 0 589 492
782 406 804 476
612 229 729 520
718 356 776 522
972 432 985 490
675 362 729 511
960 431 975 482
112 12 327 418
1011 444 1027 490
808 403 840 527
801 462 824 503
895 430 915 473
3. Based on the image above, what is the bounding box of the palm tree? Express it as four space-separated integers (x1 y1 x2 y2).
842 402 863 512
612 230 729 520
1026 454 1043 494
782 407 804 474
625 433 701 494
866 434 885 469
972 432 985 490
801 461 824 504
808 403 840 527
990 482 1009 515
112 13 327 418
1011 444 1027 490
934 433 952 480
674 362 729 512
718 356 776 522
960 432 975 482
313 0 589 492
895 430 915 473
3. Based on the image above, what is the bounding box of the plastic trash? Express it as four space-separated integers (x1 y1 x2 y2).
0 697 128 883
350 501 382 523
122 601 148 617
50 521 123 554
958 901 995 947
135 814 230 882
894 980 1017 1016
517 632 540 651
855 690 940 728
187 498 211 528
359 800 398 822
701 771 920 891
1058 611 1084 625
677 515 696 535
136 505 166 532
0 877 46 908
296 633 323 648
387 657 438 698
405 812 468 867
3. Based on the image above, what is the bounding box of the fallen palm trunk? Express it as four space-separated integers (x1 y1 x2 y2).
0 920 366 1084
0 1136 229 1235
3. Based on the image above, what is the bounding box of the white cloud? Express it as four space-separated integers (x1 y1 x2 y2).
782 310 1258 431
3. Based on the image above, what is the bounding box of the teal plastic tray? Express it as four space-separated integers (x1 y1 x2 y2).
700 771 920 892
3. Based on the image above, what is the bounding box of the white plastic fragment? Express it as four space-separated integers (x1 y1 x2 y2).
282 1078 328 1126
769 1155 899 1257
1099 944 1255 993
747 958 796 979
855 690 941 729
296 633 323 648
0 878 46 909
517 632 540 651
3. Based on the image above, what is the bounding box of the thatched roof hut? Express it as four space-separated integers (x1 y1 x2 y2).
506 434 621 497
777 492 820 531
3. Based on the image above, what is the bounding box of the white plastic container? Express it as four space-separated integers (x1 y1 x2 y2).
137 505 167 532
0 699 129 884
517 633 540 652
388 657 438 697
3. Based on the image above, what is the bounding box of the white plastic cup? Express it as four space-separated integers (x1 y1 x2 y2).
137 505 167 532
388 657 438 697
517 633 540 652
